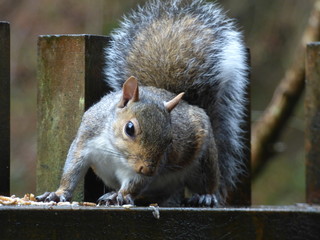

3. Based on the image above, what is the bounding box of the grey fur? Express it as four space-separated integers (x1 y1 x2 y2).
105 0 248 202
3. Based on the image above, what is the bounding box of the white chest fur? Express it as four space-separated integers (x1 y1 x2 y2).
86 134 139 190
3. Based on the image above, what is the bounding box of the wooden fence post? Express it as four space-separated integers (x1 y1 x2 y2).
0 22 10 196
37 35 110 201
305 42 320 204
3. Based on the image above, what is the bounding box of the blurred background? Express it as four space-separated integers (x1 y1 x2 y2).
0 0 315 204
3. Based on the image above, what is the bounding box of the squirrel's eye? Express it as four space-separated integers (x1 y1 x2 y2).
125 121 135 137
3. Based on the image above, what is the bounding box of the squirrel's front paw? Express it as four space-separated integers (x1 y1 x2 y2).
184 194 219 207
97 191 134 206
36 191 70 203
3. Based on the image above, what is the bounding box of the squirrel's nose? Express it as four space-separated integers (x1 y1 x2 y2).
137 164 156 176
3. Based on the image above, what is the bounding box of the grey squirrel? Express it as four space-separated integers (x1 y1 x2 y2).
36 0 248 206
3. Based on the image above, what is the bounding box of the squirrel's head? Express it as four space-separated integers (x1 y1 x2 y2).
113 76 184 177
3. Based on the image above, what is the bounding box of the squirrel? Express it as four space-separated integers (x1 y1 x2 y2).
36 0 248 207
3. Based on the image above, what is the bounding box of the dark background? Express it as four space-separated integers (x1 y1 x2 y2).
0 0 314 204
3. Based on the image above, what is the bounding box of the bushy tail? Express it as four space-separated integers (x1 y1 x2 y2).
104 0 249 202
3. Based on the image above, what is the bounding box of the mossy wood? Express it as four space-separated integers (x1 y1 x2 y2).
0 22 10 196
37 35 110 201
305 42 320 204
1 206 320 240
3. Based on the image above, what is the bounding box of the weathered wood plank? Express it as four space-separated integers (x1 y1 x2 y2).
37 35 110 201
305 42 320 204
0 206 320 240
0 22 10 196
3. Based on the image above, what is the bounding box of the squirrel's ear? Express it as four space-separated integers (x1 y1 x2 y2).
118 76 139 108
164 92 184 112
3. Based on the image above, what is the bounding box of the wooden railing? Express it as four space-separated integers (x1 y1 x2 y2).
1 21 320 240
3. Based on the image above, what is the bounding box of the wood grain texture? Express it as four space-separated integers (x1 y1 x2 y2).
37 35 109 201
1 206 320 240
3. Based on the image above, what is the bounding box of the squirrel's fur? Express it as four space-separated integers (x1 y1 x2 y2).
105 0 248 201
36 0 248 206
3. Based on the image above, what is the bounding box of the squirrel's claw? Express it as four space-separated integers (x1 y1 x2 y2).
97 191 117 206
36 191 68 203
122 193 134 205
35 192 51 202
184 194 219 208
97 191 134 206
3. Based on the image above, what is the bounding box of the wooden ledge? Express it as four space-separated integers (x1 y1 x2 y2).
1 205 320 240
1 204 320 212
